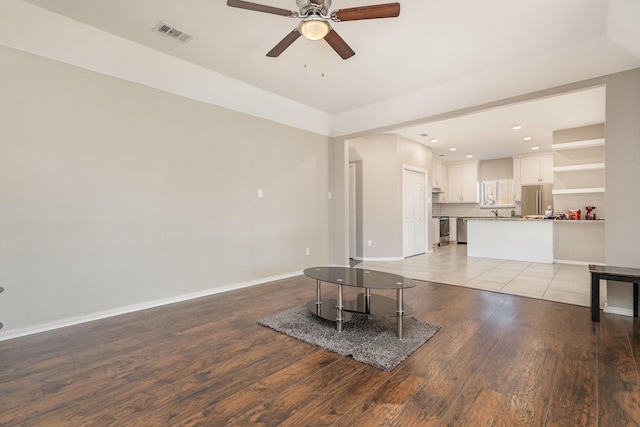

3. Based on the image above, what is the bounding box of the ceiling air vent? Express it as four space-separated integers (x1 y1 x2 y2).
153 21 193 43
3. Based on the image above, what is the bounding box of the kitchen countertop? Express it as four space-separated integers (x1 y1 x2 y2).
467 217 605 223
552 219 605 223
466 217 544 222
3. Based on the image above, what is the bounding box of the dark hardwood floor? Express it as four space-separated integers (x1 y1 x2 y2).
1 275 639 426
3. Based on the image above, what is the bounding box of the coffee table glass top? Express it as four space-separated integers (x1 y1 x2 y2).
303 266 416 290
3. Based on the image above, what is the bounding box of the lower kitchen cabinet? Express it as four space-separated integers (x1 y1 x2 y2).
449 218 457 242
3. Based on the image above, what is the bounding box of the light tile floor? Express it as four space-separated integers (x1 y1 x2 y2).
355 243 605 308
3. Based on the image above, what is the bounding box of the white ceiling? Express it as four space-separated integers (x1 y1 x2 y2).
13 0 640 160
392 86 606 161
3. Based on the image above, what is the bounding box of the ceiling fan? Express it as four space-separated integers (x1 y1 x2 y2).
227 0 400 59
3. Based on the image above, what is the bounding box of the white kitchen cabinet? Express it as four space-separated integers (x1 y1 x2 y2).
540 155 553 183
447 161 478 203
513 157 522 201
432 192 446 203
520 153 553 185
449 218 457 242
431 218 440 247
432 160 447 191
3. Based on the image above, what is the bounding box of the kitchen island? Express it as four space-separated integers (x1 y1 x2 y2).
467 218 554 264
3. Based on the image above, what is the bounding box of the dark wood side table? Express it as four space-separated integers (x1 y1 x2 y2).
589 264 640 322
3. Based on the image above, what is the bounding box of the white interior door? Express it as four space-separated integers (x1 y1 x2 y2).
403 169 427 257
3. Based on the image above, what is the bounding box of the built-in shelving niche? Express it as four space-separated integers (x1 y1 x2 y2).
552 128 605 264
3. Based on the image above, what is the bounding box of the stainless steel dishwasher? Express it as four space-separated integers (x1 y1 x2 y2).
438 216 450 246
456 218 467 244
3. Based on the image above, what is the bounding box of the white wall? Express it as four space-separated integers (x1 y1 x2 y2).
0 46 331 338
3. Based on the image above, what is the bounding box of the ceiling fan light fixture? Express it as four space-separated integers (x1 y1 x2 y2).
299 17 330 40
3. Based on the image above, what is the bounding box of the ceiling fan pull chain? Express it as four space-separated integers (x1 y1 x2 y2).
321 41 324 77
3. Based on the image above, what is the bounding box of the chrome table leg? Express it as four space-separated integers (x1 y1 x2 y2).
336 284 344 332
397 288 404 339
365 287 371 315
315 279 322 316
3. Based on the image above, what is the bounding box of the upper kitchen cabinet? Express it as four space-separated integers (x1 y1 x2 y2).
513 157 522 201
519 153 553 185
432 160 447 192
447 161 479 203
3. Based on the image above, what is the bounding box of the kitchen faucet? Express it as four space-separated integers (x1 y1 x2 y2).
491 210 498 217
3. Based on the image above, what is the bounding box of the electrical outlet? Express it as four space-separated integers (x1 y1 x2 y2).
367 240 372 247
305 247 310 255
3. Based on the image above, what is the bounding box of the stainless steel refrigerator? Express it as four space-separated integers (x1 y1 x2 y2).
521 184 553 216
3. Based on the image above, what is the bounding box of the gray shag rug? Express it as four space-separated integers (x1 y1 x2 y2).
257 305 441 371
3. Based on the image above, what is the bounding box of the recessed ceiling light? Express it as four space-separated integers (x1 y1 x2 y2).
430 139 438 143
512 125 522 130
449 147 457 151
531 146 540 150
465 154 473 158
524 136 532 141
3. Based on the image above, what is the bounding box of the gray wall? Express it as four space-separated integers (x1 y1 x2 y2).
2 45 639 337
329 138 349 266
479 158 513 180
0 46 331 336
347 134 432 260
604 69 640 310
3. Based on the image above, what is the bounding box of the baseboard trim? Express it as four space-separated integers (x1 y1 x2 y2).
603 304 635 317
0 270 303 342
554 259 605 266
359 256 405 262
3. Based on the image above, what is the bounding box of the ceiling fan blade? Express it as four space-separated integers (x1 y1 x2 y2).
332 2 400 22
324 29 355 60
227 0 296 17
266 30 302 57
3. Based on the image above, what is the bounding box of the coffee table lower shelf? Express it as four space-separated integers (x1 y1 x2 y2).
306 293 414 336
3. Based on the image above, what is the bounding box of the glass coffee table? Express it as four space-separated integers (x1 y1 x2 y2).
303 266 416 338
